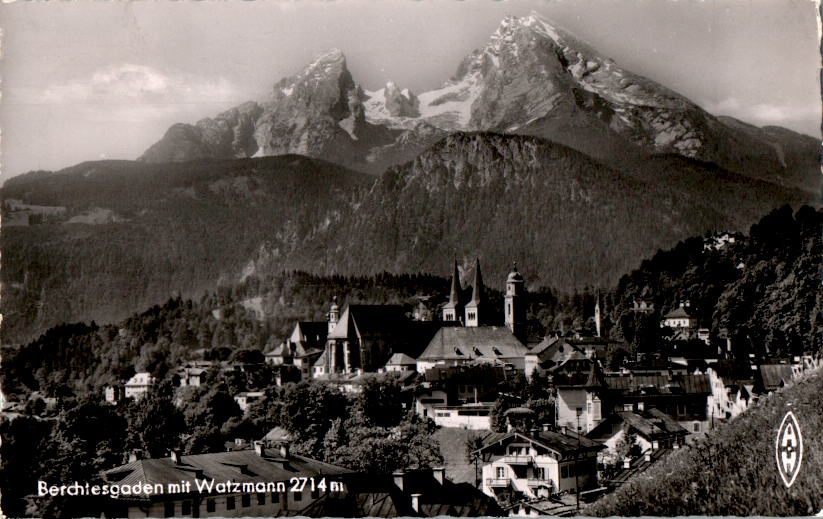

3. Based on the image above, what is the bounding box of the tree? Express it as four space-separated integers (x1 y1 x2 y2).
353 373 405 428
126 381 185 458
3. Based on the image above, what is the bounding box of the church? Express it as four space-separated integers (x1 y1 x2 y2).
416 259 530 372
312 259 530 378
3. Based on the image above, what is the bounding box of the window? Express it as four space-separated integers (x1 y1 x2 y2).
257 493 266 505
164 502 175 518
226 496 236 510
206 499 215 513
496 466 506 479
693 422 700 432
294 490 303 502
535 467 546 480
271 492 278 505
282 491 288 506
311 487 320 499
181 500 191 516
241 494 251 507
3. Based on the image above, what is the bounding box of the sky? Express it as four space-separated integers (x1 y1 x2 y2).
1 0 820 180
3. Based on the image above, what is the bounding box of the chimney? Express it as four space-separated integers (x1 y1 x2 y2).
411 493 421 513
279 443 290 458
128 450 143 463
170 450 182 465
432 467 445 485
254 441 265 456
393 471 406 491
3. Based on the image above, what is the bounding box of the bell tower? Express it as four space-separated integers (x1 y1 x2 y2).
442 260 463 323
327 296 340 334
505 263 527 343
464 258 484 327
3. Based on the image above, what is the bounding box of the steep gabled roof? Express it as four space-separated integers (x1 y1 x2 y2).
664 306 694 319
477 430 604 458
604 374 711 395
464 258 484 309
417 326 528 362
444 259 462 310
329 304 411 340
757 364 794 391
387 352 417 365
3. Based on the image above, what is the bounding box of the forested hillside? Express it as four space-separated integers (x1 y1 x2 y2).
3 133 812 344
586 367 823 515
607 205 822 359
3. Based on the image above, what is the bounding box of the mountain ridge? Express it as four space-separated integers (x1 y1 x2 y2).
138 13 820 196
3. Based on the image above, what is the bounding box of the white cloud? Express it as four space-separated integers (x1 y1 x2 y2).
40 63 236 102
704 96 821 131
14 64 242 122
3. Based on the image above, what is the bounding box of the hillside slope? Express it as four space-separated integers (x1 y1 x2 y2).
1 156 371 342
586 367 823 516
2 133 814 343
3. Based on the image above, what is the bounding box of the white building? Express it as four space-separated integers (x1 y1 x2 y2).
125 372 156 400
474 426 604 499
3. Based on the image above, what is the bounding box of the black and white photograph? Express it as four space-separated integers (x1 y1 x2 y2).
0 0 821 517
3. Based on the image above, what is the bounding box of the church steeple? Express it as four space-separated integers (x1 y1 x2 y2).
442 259 463 323
505 262 527 343
464 258 484 327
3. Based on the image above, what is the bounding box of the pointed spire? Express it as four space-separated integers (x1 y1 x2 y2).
448 259 461 305
470 257 484 304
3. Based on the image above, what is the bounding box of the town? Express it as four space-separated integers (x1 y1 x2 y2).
63 254 816 518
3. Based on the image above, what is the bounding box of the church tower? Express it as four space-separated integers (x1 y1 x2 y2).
327 296 340 334
504 263 527 343
442 260 463 323
464 258 484 327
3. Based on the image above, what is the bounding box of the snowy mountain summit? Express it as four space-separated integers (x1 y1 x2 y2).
140 13 817 194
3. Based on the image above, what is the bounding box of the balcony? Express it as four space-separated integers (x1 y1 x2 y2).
500 455 534 465
527 478 552 488
485 478 510 487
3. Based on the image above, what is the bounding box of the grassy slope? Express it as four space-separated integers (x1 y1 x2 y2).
586 367 823 516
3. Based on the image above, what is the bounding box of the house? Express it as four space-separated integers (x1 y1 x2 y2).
661 303 698 330
630 299 655 313
416 327 529 373
554 360 610 434
705 361 755 420
104 384 125 404
125 372 156 400
385 353 417 372
177 367 207 387
101 443 352 518
474 412 604 500
603 374 712 434
234 391 265 413
266 321 328 378
586 408 688 457
300 468 504 517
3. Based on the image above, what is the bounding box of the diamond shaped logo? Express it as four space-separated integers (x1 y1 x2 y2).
775 410 803 488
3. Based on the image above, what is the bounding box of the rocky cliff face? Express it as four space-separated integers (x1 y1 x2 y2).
139 13 819 194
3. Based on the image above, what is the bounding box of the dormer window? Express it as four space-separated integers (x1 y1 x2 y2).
493 347 502 356
474 347 483 357
454 347 464 356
